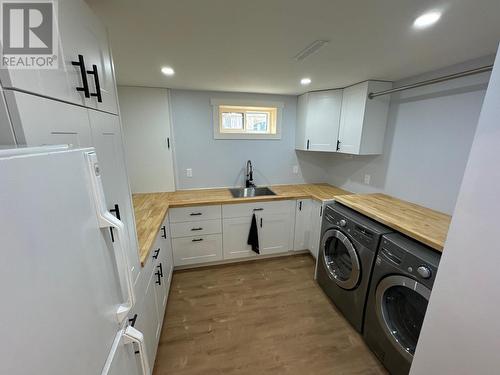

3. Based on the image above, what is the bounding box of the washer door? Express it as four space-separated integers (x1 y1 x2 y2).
320 229 361 290
375 275 431 362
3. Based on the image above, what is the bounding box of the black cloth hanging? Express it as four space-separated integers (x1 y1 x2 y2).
247 213 260 254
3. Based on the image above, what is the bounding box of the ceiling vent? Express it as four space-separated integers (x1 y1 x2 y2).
293 40 330 62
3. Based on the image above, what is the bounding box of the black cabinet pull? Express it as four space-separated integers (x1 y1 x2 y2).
260 218 263 228
191 227 203 231
128 314 138 327
253 208 264 212
158 263 163 278
110 204 121 220
190 212 202 216
307 139 310 150
71 54 90 98
336 140 341 151
161 226 167 239
87 64 103 103
299 201 302 211
155 271 162 285
109 204 120 242
192 238 203 242
152 248 160 259
167 137 170 149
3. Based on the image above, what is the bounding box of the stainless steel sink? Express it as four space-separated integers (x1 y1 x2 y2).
229 187 276 198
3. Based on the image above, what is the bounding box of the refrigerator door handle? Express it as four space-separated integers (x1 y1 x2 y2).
123 326 151 375
86 152 135 323
101 326 151 375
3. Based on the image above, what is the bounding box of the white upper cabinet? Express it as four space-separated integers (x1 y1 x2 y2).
337 81 392 155
296 90 343 151
0 0 118 114
296 80 392 155
4 90 92 146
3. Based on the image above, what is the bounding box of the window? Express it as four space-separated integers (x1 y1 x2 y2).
212 99 283 140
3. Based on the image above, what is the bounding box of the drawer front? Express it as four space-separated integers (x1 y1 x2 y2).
170 219 222 238
169 205 222 223
222 200 295 218
172 234 223 266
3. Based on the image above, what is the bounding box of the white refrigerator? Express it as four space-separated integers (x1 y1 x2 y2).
0 146 150 375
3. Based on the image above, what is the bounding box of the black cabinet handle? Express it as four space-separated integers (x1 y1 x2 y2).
336 140 341 151
161 226 167 239
191 227 203 231
152 248 160 259
260 218 263 228
167 137 170 149
71 54 90 98
87 64 103 103
307 139 310 150
109 204 121 242
190 212 202 216
110 204 121 220
299 201 302 211
128 314 138 327
253 208 264 212
155 271 162 285
158 262 163 278
192 238 203 242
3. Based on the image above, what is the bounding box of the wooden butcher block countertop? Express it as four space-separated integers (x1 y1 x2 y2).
334 193 451 252
132 183 351 265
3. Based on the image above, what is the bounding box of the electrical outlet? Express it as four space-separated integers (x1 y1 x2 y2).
293 165 299 174
186 168 193 178
364 174 371 185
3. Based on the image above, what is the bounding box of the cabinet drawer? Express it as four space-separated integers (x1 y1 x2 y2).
172 234 223 266
222 200 295 218
169 205 221 223
170 219 222 238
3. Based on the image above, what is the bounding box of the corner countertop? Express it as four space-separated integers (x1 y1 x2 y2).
334 193 451 252
132 183 351 266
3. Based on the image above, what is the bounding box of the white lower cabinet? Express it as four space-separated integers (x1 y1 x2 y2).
308 200 324 259
293 199 312 250
172 234 223 266
259 212 295 254
131 214 173 372
222 200 295 260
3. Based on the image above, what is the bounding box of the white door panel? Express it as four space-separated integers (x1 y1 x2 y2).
305 90 342 151
223 216 259 259
4 90 92 146
88 110 140 286
0 148 124 375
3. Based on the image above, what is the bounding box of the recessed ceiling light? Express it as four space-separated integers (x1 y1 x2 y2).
301 78 311 85
161 66 175 76
413 11 441 29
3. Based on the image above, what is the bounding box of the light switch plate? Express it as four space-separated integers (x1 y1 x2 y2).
364 174 371 185
293 165 299 174
186 168 193 177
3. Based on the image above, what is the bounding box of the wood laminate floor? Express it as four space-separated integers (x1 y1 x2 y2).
153 254 387 375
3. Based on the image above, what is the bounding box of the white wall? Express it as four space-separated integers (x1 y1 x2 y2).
324 56 494 214
118 86 176 193
410 46 500 375
170 90 328 189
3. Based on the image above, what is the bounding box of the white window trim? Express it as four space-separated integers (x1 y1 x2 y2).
211 98 284 140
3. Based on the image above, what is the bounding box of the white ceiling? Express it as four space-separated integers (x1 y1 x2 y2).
87 0 500 95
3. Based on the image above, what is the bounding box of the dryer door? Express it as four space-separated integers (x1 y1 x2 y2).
320 229 360 290
375 275 431 362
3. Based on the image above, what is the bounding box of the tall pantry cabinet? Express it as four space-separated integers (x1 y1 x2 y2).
0 0 143 344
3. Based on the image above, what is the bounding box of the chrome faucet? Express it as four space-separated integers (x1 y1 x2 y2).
245 160 255 188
